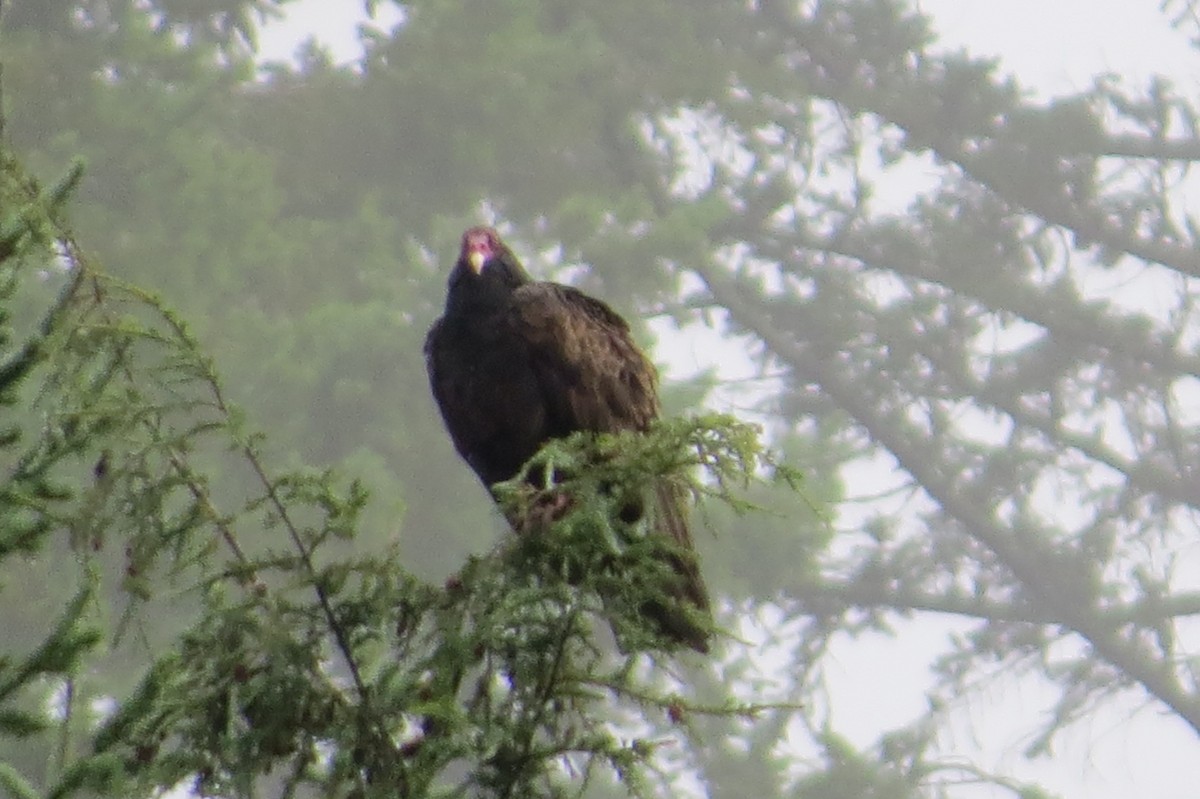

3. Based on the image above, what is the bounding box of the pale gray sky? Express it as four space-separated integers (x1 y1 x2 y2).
839 7 1200 798
924 0 1197 98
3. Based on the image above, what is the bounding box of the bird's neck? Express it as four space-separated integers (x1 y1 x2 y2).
444 260 529 319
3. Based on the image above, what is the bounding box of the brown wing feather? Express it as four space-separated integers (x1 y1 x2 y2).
506 283 659 436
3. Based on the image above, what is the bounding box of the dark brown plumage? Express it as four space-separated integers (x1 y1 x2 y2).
424 226 710 652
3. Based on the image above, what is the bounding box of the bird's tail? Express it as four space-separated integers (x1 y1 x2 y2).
643 479 711 653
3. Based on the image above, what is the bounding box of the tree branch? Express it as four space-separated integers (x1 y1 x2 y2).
1100 133 1200 162
779 14 1200 279
698 265 1200 735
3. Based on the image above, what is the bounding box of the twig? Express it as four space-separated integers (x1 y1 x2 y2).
496 605 577 799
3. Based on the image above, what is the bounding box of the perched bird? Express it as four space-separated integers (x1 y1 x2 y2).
424 226 710 652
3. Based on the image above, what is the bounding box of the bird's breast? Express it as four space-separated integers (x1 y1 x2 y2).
432 321 551 485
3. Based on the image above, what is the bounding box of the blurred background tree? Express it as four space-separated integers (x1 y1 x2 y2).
4 0 1200 796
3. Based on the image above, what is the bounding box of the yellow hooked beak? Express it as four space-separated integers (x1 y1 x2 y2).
468 251 486 273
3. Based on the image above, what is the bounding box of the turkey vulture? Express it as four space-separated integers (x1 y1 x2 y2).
424 226 710 652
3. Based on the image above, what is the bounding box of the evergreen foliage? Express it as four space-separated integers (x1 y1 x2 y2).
0 131 797 796
6 0 1200 796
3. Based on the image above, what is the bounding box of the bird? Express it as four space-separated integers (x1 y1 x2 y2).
424 226 710 652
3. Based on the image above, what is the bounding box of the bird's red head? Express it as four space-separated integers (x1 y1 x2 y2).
461 226 502 274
